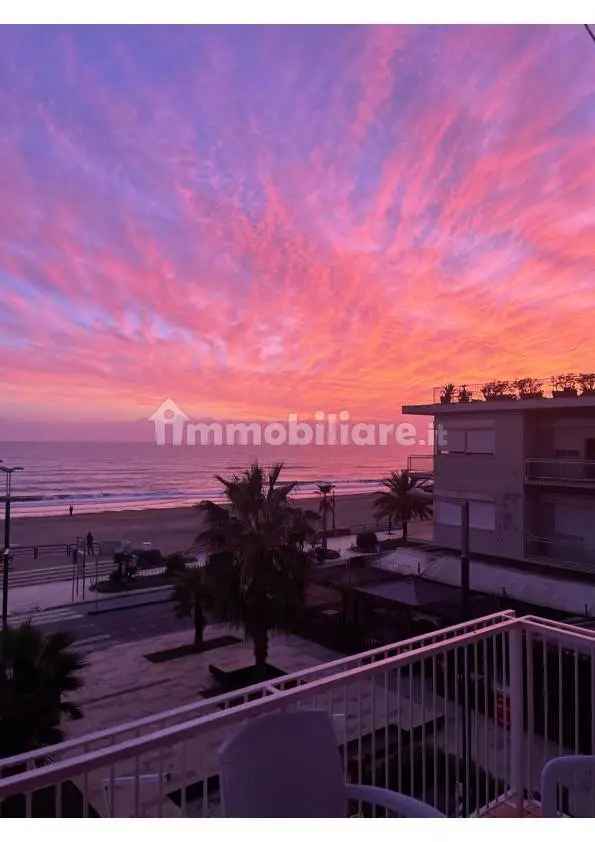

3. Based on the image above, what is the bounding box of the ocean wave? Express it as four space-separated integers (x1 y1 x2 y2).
1 442 406 518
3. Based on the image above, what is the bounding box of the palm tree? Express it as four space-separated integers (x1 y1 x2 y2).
0 623 85 759
172 565 212 647
197 463 313 676
285 505 319 554
373 470 432 544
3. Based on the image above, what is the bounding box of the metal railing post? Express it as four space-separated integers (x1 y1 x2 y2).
509 626 524 815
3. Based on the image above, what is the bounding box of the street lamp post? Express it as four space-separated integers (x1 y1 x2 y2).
440 496 470 814
460 499 470 619
439 495 470 620
1 464 24 632
317 482 335 553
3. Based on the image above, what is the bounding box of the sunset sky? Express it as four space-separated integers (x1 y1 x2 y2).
2 25 595 437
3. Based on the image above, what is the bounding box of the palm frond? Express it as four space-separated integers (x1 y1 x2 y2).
0 623 86 757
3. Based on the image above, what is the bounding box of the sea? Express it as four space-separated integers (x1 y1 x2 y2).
0 441 429 518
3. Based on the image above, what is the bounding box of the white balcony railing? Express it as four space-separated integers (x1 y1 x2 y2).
1 611 594 818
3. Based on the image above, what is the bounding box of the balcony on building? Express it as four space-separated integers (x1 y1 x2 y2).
1 611 595 818
407 453 434 480
525 459 595 488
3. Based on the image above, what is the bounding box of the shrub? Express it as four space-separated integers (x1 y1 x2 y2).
133 548 163 568
314 547 341 562
113 550 137 581
356 531 378 552
165 553 188 577
379 538 402 550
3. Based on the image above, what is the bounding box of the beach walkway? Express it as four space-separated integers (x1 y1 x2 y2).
4 520 432 627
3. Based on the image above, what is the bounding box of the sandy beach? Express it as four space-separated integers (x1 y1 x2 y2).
8 492 384 570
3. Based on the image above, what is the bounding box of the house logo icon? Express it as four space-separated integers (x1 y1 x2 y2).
149 399 190 445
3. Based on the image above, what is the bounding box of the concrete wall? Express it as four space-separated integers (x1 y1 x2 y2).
432 410 525 560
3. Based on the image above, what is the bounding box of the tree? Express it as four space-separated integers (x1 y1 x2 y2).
0 624 85 759
197 463 314 676
285 505 319 554
373 470 432 544
172 565 212 647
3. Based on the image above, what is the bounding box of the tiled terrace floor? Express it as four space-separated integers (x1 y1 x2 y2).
65 624 342 738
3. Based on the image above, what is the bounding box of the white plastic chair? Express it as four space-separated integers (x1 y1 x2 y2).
219 709 443 818
541 755 595 817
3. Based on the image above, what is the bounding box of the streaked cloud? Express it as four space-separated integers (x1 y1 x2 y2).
1 25 595 432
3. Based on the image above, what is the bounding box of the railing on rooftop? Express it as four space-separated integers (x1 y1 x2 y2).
1 611 593 818
407 454 434 477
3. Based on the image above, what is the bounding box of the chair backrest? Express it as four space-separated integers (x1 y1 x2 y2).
541 755 595 817
219 710 347 817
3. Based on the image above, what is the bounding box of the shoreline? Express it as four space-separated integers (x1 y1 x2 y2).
7 491 384 571
3 483 386 520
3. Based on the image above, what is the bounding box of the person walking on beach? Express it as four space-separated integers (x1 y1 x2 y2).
86 531 94 557
69 504 74 516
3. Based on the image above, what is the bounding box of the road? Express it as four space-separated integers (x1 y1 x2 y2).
11 589 195 655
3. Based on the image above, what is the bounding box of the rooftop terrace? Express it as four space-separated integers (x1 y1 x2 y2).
403 375 595 415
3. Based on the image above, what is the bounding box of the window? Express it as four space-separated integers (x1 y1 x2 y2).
435 499 496 531
466 429 495 454
439 427 495 454
435 500 462 526
469 501 496 530
445 429 466 453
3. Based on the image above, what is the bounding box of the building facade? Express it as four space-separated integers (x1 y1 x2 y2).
403 388 595 573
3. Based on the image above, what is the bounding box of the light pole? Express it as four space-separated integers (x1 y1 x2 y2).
438 495 470 620
440 495 470 814
459 499 470 620
1 464 24 632
317 482 335 553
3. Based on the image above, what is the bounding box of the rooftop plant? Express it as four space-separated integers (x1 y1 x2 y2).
481 380 515 401
439 383 455 404
552 373 578 396
577 372 595 395
458 385 472 403
513 377 544 399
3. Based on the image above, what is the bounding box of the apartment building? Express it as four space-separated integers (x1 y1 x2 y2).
403 378 595 574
